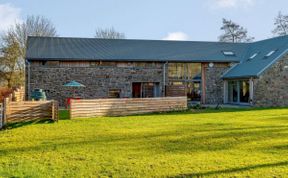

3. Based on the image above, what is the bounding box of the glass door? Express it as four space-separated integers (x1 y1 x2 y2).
228 80 250 104
240 81 250 103
228 81 238 103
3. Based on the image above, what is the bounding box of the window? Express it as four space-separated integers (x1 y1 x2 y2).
168 63 201 80
247 53 258 61
132 82 160 98
222 51 235 56
168 63 185 79
227 80 250 104
108 89 121 98
264 50 277 58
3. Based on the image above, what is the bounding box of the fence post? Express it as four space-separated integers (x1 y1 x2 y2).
3 97 9 127
55 101 59 122
53 100 59 122
0 103 3 129
69 99 72 119
52 101 55 121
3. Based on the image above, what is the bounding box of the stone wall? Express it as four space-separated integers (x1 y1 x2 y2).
253 54 288 107
204 63 230 104
26 61 164 106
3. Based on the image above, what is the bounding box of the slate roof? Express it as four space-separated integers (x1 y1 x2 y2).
26 36 288 79
26 36 248 62
223 35 288 79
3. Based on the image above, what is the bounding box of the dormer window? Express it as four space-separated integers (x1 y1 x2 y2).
222 51 235 56
264 50 277 58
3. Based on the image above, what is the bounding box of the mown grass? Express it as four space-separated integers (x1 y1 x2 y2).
0 108 288 177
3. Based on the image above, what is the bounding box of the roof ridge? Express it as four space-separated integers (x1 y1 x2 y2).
26 36 248 44
27 35 288 44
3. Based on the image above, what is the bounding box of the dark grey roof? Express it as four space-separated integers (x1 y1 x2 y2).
26 36 248 62
26 36 288 78
223 35 288 79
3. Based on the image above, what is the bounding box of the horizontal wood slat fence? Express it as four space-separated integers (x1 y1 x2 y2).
70 97 187 119
0 104 3 129
166 85 186 97
3 100 58 124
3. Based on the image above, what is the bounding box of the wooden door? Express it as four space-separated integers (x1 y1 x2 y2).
132 83 142 98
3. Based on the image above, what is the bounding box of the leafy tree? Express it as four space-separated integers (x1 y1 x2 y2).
95 27 125 39
272 11 288 36
0 35 22 88
219 18 254 43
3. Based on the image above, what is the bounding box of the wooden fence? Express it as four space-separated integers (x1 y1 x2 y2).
1 86 25 103
0 103 3 129
70 97 187 119
166 85 186 97
2 100 58 124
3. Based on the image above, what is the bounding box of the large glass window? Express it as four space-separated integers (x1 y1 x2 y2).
228 80 250 104
228 81 238 103
168 63 201 101
168 63 185 79
168 63 201 80
240 81 250 103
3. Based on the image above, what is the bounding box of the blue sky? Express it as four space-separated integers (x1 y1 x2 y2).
0 0 287 41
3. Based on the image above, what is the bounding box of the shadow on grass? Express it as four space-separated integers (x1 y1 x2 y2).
1 124 288 156
2 110 70 130
5 119 54 129
170 161 288 177
125 107 288 117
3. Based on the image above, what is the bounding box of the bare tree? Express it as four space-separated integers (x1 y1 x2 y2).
219 18 254 43
6 15 57 58
272 11 288 36
95 27 125 39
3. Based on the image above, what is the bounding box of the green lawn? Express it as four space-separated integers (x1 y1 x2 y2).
0 108 288 177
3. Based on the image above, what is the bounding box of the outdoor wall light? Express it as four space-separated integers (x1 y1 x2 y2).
209 62 214 68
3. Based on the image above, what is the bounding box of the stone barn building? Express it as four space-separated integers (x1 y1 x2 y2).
25 36 288 107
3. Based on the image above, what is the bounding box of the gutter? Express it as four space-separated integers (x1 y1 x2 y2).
25 60 31 100
26 57 240 63
222 75 258 80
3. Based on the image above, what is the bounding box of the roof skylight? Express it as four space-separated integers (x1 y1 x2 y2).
247 53 258 61
264 50 277 58
249 53 258 59
222 51 235 56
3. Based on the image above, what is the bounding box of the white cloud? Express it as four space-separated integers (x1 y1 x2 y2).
0 3 22 31
211 0 255 8
162 32 190 41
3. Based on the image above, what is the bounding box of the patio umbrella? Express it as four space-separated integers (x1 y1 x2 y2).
63 81 85 97
63 81 85 87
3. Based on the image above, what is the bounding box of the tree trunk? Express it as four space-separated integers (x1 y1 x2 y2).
7 78 11 88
